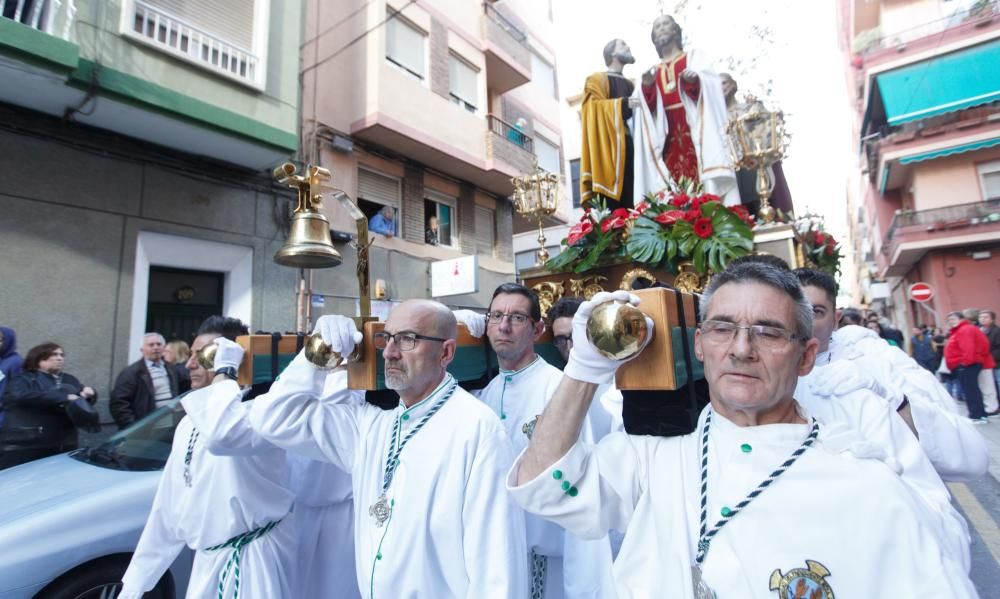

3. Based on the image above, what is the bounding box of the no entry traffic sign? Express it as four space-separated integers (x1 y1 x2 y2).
909 282 933 302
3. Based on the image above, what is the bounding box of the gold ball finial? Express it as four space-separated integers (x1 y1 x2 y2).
585 301 650 361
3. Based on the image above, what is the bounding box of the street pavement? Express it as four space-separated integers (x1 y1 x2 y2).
951 406 1000 598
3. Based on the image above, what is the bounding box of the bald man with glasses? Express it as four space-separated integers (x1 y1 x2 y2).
246 299 527 598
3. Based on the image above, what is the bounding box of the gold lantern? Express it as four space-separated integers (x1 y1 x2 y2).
511 162 561 265
726 97 789 225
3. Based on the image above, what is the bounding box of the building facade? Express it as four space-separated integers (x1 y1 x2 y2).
838 0 1000 327
302 0 565 312
0 0 303 425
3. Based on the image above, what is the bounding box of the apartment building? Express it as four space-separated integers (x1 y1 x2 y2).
838 0 1000 327
0 0 302 397
301 0 565 311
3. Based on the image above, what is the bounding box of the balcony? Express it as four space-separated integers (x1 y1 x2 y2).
481 3 530 94
853 1 998 61
486 113 535 174
881 199 1000 275
125 0 263 89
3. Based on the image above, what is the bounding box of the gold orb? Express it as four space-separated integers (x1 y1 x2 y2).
196 343 218 370
304 334 346 369
585 301 650 360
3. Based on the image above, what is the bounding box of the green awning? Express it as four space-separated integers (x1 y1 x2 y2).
876 39 1000 126
899 136 1000 164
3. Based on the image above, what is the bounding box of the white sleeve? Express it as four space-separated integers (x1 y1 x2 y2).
562 530 615 599
119 450 188 598
462 430 527 599
506 433 644 541
181 382 268 456
247 353 365 472
908 392 989 481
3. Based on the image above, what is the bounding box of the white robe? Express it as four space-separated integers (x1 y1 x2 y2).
247 354 528 599
796 361 971 570
120 384 297 599
507 406 977 598
477 357 615 599
829 325 989 480
632 50 739 205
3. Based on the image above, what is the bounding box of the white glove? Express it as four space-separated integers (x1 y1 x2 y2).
453 309 486 338
212 337 244 371
811 361 899 404
564 290 654 385
314 315 363 357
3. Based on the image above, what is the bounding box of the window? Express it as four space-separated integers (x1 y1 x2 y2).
475 206 496 257
569 158 581 208
449 53 479 113
536 136 561 175
425 194 456 247
386 10 425 80
531 52 556 99
358 169 401 236
978 160 1000 201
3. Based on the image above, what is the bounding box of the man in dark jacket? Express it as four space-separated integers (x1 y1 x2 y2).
110 333 180 429
0 326 24 428
945 310 989 423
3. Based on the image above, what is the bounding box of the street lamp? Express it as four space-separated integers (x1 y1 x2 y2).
511 162 561 265
726 97 789 225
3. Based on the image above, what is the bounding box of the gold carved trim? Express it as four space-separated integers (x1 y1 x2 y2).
619 268 658 291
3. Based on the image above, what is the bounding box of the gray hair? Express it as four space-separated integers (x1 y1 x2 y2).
143 332 165 344
699 262 814 340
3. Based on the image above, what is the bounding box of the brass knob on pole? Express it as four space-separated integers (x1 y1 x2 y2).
585 301 650 361
303 333 364 369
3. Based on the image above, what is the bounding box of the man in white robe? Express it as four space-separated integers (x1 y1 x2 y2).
459 284 614 599
247 300 527 598
120 318 297 599
792 268 971 569
507 262 976 598
818 313 989 482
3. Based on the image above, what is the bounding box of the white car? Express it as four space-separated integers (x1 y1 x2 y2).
0 402 192 598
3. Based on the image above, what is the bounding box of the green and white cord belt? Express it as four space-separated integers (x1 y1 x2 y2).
204 518 283 599
530 549 547 599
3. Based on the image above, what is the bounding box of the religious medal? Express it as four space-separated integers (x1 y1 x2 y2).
369 494 391 527
665 81 676 93
691 565 716 599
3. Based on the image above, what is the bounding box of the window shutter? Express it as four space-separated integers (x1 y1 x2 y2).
144 0 255 48
982 171 1000 201
475 206 495 256
449 54 478 108
358 169 401 207
386 12 425 77
536 137 561 175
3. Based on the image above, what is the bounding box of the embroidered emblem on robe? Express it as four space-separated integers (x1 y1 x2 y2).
769 560 834 599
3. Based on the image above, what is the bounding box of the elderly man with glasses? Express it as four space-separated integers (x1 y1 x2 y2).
458 283 615 599
507 261 975 598
245 299 527 598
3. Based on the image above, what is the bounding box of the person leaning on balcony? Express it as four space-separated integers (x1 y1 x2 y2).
508 117 528 148
368 205 396 237
506 262 976 597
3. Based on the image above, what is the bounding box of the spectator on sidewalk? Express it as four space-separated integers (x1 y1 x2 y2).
110 333 180 430
945 310 990 424
0 342 100 469
164 339 192 394
981 309 1000 406
0 326 24 428
910 325 940 372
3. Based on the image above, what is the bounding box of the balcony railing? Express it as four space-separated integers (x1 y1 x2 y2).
853 1 997 55
883 198 1000 254
128 0 261 87
488 114 534 154
1 0 76 40
484 3 528 49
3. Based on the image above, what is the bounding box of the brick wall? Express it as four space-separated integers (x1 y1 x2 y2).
430 19 449 100
402 163 425 243
458 182 477 255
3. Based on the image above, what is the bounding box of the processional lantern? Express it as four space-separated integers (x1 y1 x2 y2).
511 162 561 265
726 97 789 225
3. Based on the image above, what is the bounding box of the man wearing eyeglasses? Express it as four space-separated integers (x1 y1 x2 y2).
462 283 614 599
506 261 975 597
244 299 527 598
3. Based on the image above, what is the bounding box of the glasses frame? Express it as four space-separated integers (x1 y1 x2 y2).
373 331 448 352
698 319 806 352
485 311 534 327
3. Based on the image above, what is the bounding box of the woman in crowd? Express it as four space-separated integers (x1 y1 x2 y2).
164 339 192 393
0 343 100 469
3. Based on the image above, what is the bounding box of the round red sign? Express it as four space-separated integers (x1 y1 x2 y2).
909 282 933 302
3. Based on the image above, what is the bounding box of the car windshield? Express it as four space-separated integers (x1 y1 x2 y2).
70 399 186 472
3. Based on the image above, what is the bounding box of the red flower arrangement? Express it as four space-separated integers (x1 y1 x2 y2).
547 181 755 275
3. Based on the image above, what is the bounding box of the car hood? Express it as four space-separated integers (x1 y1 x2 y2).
0 453 158 527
